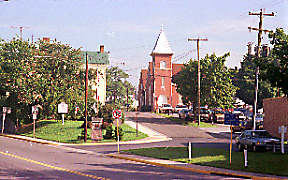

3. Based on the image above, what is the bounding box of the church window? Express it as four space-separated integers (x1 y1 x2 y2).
160 61 166 69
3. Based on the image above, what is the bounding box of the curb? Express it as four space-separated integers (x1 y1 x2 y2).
0 134 62 146
107 153 283 180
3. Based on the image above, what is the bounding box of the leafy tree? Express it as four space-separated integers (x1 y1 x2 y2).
233 55 278 108
173 53 237 109
0 38 97 124
261 28 288 97
106 66 135 107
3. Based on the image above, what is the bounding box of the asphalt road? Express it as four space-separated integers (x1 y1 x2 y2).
73 111 237 154
0 111 245 179
0 136 239 179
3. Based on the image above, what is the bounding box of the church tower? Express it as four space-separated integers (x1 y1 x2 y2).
150 28 174 109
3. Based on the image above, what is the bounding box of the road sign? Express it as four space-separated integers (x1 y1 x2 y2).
112 109 122 119
58 102 68 114
224 114 240 126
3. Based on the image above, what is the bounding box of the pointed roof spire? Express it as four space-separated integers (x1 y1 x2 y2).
151 27 174 55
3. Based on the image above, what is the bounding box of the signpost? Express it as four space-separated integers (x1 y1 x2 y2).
112 109 122 153
2 107 11 134
224 113 240 164
32 105 38 138
58 102 68 125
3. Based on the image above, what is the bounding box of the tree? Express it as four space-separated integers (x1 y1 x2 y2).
173 53 237 109
261 28 288 97
106 66 135 107
233 55 278 108
0 38 97 124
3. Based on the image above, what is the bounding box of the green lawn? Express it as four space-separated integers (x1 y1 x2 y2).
17 120 148 144
125 147 288 176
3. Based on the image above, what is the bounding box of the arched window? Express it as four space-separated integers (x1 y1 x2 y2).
160 61 166 69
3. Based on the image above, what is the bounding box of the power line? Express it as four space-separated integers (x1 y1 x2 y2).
11 26 29 40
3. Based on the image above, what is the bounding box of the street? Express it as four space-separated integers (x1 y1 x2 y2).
0 111 257 179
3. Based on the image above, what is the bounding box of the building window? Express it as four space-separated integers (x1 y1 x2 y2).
160 61 166 69
162 77 165 87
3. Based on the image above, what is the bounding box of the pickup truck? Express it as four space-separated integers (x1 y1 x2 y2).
158 104 174 114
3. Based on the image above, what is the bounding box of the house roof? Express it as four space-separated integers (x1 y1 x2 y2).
80 51 109 65
151 29 174 55
172 63 184 75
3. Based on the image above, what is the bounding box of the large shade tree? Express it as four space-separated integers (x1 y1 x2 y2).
106 66 135 107
0 38 97 124
261 28 288 97
173 52 237 110
233 55 278 108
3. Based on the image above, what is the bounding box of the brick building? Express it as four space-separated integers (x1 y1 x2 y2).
138 29 184 111
263 97 288 139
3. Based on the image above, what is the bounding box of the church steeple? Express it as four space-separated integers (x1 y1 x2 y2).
151 28 174 55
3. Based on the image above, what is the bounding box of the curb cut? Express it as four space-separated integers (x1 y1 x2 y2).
107 153 282 180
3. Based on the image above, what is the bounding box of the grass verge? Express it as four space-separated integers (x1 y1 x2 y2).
125 147 288 176
17 120 148 144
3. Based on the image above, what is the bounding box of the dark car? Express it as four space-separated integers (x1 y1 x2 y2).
236 130 280 152
209 108 225 123
178 109 192 120
232 120 253 133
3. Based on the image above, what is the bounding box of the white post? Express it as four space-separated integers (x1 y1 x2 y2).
188 142 192 160
1 113 5 134
62 114 65 125
279 125 287 154
244 149 248 167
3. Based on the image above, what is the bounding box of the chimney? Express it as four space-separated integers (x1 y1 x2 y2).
100 45 104 53
43 37 50 43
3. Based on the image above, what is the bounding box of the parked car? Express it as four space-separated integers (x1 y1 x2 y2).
235 130 280 152
178 109 192 120
209 108 225 123
232 120 253 133
193 107 209 121
233 111 246 121
255 113 263 121
234 108 252 116
174 104 188 113
158 104 173 114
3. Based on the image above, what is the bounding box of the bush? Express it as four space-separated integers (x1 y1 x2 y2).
103 125 114 139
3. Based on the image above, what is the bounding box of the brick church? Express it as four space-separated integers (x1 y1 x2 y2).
138 28 184 111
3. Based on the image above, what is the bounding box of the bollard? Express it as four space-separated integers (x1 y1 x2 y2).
188 142 192 160
244 149 248 167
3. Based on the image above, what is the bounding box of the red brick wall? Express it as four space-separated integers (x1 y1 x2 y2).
263 97 288 139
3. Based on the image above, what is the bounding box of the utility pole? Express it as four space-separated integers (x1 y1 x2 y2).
127 88 129 111
11 26 29 40
248 9 274 130
188 38 208 126
84 52 88 142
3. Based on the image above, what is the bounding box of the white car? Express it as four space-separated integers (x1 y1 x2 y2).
174 104 188 113
158 104 174 114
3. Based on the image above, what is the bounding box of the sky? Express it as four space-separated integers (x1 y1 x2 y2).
0 0 287 87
